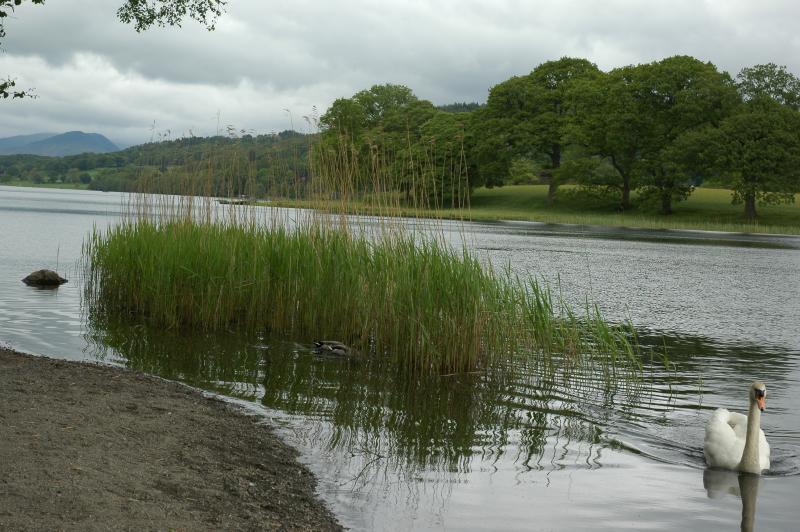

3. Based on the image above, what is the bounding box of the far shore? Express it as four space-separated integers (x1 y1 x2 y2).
0 347 342 531
4 182 799 235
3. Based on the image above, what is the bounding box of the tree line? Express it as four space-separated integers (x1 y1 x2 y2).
0 131 311 197
319 56 800 219
2 54 799 220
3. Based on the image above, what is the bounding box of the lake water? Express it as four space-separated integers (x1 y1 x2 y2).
2 185 799 531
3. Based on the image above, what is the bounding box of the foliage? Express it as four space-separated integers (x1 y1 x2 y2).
318 84 472 207
84 194 644 377
698 98 800 219
4 49 800 222
437 102 485 113
569 56 737 213
0 131 311 196
466 184 800 233
632 56 738 214
475 57 601 202
0 0 45 42
118 0 226 31
0 0 44 99
0 76 35 99
568 66 645 210
737 63 800 110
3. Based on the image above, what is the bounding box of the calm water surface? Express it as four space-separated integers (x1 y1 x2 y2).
2 185 800 531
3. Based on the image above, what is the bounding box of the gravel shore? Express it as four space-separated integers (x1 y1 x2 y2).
0 348 343 531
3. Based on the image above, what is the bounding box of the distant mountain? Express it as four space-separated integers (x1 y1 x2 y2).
0 131 119 156
0 133 56 152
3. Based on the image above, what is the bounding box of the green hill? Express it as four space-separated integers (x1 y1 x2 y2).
0 131 119 156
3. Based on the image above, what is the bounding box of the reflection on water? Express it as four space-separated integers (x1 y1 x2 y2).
3 187 800 530
88 321 613 477
704 469 761 532
84 319 800 530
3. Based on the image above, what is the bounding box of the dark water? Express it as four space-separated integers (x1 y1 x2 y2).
2 185 800 531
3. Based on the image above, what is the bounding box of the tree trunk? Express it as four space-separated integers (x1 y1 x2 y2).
660 192 672 215
547 144 561 205
547 181 558 204
744 192 757 220
621 176 631 211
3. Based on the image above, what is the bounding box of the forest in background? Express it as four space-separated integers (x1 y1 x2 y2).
1 55 799 220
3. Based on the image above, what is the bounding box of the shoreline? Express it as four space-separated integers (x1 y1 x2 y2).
0 347 343 531
3 183 798 236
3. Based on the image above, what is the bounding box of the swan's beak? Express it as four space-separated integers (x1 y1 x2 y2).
756 396 766 411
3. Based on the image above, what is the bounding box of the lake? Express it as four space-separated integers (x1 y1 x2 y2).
2 185 799 530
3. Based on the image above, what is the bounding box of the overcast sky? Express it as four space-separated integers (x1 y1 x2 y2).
1 0 799 147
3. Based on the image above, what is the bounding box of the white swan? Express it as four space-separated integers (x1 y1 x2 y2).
704 381 770 474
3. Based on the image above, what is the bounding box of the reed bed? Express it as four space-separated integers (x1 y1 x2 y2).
83 135 647 377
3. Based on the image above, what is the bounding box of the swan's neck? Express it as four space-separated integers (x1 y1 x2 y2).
738 400 762 474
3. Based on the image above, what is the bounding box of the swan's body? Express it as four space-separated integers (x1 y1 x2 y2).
704 382 770 474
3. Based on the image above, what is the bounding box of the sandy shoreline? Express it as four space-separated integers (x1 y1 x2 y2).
0 348 343 531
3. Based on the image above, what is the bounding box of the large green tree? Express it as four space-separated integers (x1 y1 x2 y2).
475 57 600 203
568 66 647 210
415 110 472 208
318 84 440 201
1 0 226 99
569 56 737 213
701 98 800 219
634 56 738 214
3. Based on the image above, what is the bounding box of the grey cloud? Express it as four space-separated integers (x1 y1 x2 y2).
2 0 800 145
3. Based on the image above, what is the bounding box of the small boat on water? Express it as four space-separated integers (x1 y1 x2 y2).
217 196 255 205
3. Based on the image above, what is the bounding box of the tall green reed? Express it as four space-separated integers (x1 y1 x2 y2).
83 130 647 378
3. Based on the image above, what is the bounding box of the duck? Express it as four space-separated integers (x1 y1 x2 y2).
313 340 353 357
704 381 770 474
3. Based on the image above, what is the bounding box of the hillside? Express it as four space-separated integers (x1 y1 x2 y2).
0 131 311 195
0 131 119 156
0 133 56 153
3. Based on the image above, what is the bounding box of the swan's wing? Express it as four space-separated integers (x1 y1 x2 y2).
726 411 749 438
704 408 745 470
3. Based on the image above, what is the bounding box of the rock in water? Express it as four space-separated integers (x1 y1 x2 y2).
22 269 68 286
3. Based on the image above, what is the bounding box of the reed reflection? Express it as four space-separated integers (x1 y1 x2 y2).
87 319 644 481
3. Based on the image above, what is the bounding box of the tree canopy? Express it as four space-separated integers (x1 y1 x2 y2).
698 98 800 219
737 62 800 110
475 57 600 202
318 84 471 208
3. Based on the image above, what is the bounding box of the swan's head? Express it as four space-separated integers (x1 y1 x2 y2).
750 381 767 412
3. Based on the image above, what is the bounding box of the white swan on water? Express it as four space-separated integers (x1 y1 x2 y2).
704 381 770 474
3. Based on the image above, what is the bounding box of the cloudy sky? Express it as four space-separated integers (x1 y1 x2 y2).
1 0 799 147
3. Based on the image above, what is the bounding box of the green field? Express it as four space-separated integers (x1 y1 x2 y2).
5 180 798 234
465 186 800 234
1 180 89 190
270 185 800 235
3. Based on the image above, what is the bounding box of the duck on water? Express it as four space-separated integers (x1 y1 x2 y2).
313 341 353 357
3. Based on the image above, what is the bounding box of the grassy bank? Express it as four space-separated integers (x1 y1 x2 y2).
468 185 800 234
0 180 89 190
266 186 800 235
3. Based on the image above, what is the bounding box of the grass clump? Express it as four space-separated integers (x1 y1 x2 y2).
84 204 644 377
83 134 649 378
85 215 502 374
